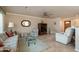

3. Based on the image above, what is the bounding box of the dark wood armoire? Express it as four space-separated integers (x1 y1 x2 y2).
38 23 47 35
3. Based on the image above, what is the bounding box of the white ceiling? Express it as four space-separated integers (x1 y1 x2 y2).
2 6 79 18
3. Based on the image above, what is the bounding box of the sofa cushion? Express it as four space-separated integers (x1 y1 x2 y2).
0 33 8 41
3 35 18 51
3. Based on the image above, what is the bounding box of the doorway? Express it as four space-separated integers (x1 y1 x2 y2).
64 21 71 32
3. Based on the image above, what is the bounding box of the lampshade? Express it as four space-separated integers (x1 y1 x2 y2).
8 22 14 28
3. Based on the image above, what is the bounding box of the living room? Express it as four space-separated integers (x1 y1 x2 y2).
0 6 79 52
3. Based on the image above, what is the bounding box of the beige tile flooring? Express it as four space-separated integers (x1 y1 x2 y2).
17 34 75 52
39 34 75 52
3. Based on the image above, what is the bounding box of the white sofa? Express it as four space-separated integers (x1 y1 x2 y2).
0 33 18 52
56 27 74 44
3 35 18 52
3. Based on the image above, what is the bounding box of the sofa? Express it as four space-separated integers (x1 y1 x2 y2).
56 27 75 44
0 33 18 52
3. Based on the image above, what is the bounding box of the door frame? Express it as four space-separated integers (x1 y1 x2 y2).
64 20 71 32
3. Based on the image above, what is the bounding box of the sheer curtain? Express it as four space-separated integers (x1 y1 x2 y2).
0 7 6 33
0 13 3 33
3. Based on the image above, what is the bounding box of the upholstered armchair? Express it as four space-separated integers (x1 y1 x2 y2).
56 27 74 44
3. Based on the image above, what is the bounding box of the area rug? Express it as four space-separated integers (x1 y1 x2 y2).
27 39 49 52
19 39 49 52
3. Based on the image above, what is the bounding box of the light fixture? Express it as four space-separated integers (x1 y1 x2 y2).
65 21 70 24
8 22 14 28
8 22 14 32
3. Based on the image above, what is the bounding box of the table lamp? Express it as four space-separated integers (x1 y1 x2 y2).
8 22 14 32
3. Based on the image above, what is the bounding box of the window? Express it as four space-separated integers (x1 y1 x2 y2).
0 12 3 33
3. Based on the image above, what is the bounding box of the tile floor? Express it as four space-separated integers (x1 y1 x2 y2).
17 34 75 52
39 34 75 52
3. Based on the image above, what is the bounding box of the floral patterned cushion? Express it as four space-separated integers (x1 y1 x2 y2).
0 33 8 41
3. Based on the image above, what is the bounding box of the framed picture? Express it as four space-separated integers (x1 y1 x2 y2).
21 20 31 27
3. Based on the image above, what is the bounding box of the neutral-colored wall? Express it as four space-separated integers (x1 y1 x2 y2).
4 13 45 34
59 17 76 32
4 13 61 34
41 17 62 33
42 18 55 34
73 18 79 27
4 13 66 34
4 12 77 34
47 17 77 32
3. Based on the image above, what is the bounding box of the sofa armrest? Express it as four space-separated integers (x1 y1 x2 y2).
4 35 18 43
56 33 64 36
56 33 69 44
56 33 67 40
3 35 18 49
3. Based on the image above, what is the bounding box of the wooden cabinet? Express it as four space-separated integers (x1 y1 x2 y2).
38 23 47 35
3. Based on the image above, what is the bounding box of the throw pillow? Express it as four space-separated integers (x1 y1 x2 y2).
5 32 14 37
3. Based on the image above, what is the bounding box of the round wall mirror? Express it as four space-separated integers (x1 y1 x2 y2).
21 20 31 27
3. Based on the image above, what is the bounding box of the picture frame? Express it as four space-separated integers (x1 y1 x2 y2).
21 20 31 27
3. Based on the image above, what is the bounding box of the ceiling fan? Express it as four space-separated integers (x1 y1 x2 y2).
42 12 56 18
